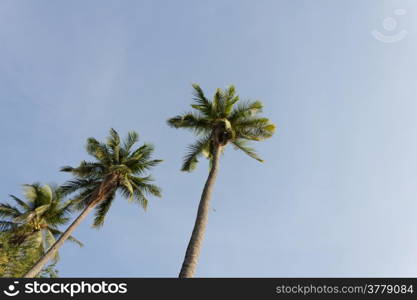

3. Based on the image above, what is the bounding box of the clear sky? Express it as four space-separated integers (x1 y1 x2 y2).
1 0 417 277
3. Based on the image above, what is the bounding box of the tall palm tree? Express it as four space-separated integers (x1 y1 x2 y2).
168 84 276 277
24 129 162 277
0 184 82 277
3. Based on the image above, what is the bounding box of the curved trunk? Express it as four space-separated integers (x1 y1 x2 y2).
179 144 221 278
23 174 118 278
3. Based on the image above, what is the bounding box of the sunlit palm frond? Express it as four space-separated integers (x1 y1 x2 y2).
181 134 212 172
130 175 162 198
8 195 31 211
167 112 211 135
0 204 22 219
59 178 99 196
0 221 18 232
44 230 59 263
232 139 264 162
229 100 263 122
86 138 112 166
92 191 116 228
123 131 139 152
48 228 84 247
234 120 276 141
61 161 105 179
190 83 213 117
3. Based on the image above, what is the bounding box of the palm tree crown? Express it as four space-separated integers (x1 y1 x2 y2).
60 128 162 227
168 84 276 171
0 184 82 258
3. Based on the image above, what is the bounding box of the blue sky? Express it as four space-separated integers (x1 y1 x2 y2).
1 0 417 277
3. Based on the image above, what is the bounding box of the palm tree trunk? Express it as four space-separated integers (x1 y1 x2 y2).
23 174 118 278
179 144 221 278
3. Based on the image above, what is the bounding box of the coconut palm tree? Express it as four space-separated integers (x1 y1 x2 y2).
0 184 82 276
24 129 162 277
168 84 276 278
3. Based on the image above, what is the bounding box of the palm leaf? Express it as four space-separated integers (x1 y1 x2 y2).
48 228 84 247
0 204 22 219
181 134 212 172
232 139 264 162
190 83 212 117
92 191 116 227
229 100 263 122
167 112 210 135
0 221 18 232
8 195 31 211
123 131 139 152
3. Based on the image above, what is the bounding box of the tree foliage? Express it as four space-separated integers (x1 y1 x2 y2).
0 184 82 277
168 84 276 171
60 129 162 227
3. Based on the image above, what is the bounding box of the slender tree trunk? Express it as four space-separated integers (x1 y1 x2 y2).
23 175 118 278
179 144 221 278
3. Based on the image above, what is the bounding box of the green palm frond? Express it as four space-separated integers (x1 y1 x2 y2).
167 112 211 135
22 183 39 203
44 230 56 250
232 139 264 162
22 184 52 207
86 138 112 166
190 83 212 117
44 211 70 227
61 161 105 179
44 230 59 263
48 228 84 247
0 204 22 218
234 117 270 128
129 143 154 160
107 128 121 163
181 134 212 172
123 131 139 152
120 176 134 201
212 88 224 116
92 191 116 228
68 187 97 210
229 100 263 122
224 87 239 117
107 128 120 148
14 204 50 223
132 188 148 210
8 195 31 211
235 120 276 141
118 175 162 212
130 175 162 198
59 178 98 196
125 158 163 175
38 185 53 205
66 235 84 247
0 221 18 232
